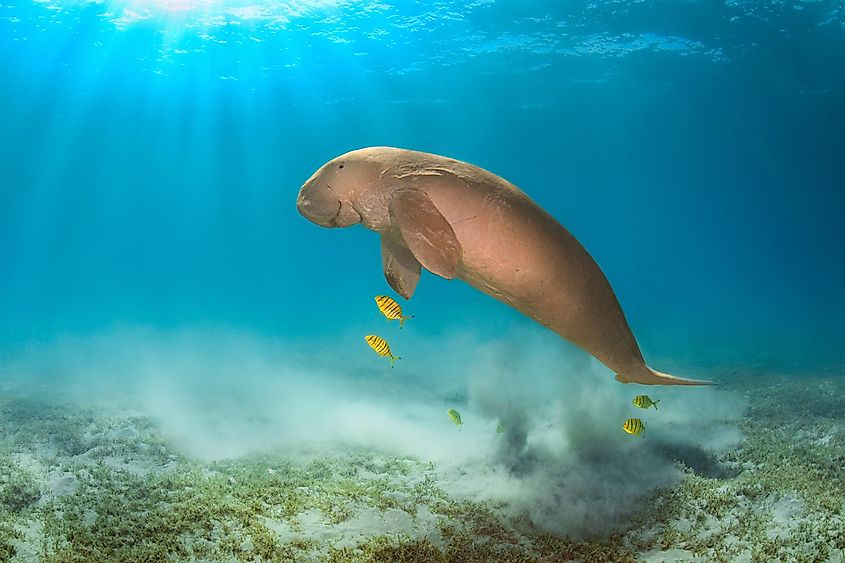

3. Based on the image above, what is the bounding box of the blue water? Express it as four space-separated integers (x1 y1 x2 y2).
1 0 843 372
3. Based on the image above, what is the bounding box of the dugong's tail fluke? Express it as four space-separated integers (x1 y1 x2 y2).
616 367 715 386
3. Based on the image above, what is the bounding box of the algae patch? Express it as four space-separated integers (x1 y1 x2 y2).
1 374 844 562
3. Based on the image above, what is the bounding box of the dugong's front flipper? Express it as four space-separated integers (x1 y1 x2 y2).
381 236 421 299
389 188 462 280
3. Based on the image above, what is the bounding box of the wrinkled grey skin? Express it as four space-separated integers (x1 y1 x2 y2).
297 146 712 386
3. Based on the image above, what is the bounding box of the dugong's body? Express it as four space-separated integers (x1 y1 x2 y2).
296 146 711 386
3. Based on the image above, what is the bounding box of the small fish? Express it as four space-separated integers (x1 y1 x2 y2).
496 422 505 434
622 418 646 437
374 295 414 328
364 334 400 367
632 395 660 410
447 408 462 429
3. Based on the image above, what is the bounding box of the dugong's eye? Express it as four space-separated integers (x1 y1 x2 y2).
338 163 345 169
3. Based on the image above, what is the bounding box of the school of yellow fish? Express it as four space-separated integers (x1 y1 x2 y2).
363 296 409 368
364 294 466 430
364 293 663 436
623 394 661 437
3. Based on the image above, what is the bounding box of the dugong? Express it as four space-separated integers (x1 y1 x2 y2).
296 147 712 386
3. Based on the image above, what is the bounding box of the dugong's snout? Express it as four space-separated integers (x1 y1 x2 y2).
296 182 361 228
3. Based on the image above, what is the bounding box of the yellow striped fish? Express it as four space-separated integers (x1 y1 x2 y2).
632 395 660 410
447 408 462 429
622 418 646 437
374 295 414 328
364 334 400 367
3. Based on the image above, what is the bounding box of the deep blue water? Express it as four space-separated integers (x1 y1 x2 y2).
1 0 843 373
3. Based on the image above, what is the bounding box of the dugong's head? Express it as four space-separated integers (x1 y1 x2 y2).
296 148 386 228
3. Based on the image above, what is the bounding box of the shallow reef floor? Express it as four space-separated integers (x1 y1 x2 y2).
1 372 844 563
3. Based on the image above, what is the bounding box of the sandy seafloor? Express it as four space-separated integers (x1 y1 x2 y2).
1 358 843 563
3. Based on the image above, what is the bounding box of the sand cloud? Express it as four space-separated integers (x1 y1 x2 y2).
2 325 745 537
